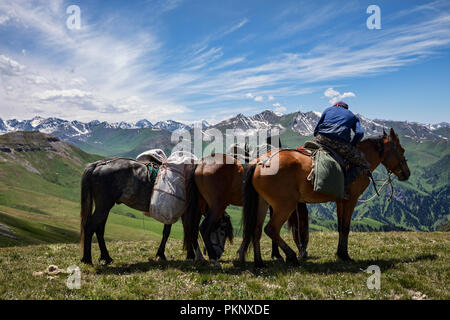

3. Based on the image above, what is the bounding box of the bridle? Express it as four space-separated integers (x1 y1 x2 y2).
358 137 405 203
382 139 408 177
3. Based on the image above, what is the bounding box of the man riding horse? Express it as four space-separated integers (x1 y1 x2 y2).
313 101 371 197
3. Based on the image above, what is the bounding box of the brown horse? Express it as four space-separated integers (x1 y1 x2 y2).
183 154 246 268
240 128 410 268
183 152 308 268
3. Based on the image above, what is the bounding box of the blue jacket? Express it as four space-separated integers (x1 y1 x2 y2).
313 106 364 146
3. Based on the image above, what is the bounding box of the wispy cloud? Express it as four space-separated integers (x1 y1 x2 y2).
222 18 249 36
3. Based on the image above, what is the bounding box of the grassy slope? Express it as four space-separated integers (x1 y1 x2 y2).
69 127 174 157
0 232 448 299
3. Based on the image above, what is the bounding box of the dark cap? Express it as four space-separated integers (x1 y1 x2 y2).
333 101 348 109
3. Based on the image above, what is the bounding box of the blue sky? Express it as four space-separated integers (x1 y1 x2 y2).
0 0 449 124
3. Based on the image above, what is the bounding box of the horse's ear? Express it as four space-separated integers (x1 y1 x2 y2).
382 128 387 137
390 128 398 141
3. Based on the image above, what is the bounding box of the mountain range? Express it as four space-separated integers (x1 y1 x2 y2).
1 111 448 146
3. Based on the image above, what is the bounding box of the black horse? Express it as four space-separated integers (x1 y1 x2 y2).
79 157 233 265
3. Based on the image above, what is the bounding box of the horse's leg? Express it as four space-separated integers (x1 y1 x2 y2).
200 206 225 268
264 204 299 267
156 224 171 261
237 235 251 264
96 210 114 266
336 199 357 261
290 203 309 259
186 240 204 261
269 207 283 260
81 217 95 264
252 196 269 268
82 206 108 265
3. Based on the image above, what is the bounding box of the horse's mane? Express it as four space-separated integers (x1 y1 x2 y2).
360 135 385 157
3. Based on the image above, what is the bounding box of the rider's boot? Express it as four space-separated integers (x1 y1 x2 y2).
343 166 364 199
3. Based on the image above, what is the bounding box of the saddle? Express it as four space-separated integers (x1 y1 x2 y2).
228 143 279 165
256 142 347 199
136 149 167 186
303 141 349 171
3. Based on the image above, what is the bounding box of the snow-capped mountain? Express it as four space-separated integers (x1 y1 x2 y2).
211 109 448 141
0 116 189 135
189 120 211 129
214 110 284 132
135 119 153 128
0 110 448 146
291 111 321 136
0 118 6 132
153 120 191 132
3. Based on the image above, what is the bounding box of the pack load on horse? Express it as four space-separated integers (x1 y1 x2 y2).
79 149 233 265
144 150 198 224
239 103 410 267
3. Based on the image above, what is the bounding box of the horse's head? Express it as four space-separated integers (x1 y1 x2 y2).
381 128 410 181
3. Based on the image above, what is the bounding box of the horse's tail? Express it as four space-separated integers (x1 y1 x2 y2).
242 163 258 251
183 164 201 251
80 162 96 254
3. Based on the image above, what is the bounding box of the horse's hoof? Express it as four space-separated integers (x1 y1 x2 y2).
210 259 222 270
186 254 195 260
81 258 93 265
156 255 167 261
286 256 300 267
99 257 113 266
271 253 283 260
194 257 208 265
337 252 354 262
299 250 308 260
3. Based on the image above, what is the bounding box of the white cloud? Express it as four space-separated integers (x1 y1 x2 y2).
33 89 92 100
0 54 25 76
268 95 274 101
0 15 10 24
209 56 246 70
254 95 263 102
324 87 356 105
223 18 249 36
272 103 287 114
324 88 340 98
26 75 48 84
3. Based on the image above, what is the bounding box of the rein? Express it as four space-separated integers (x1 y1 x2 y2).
358 171 395 203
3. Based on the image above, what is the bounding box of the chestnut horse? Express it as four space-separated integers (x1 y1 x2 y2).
240 128 410 268
183 153 309 268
